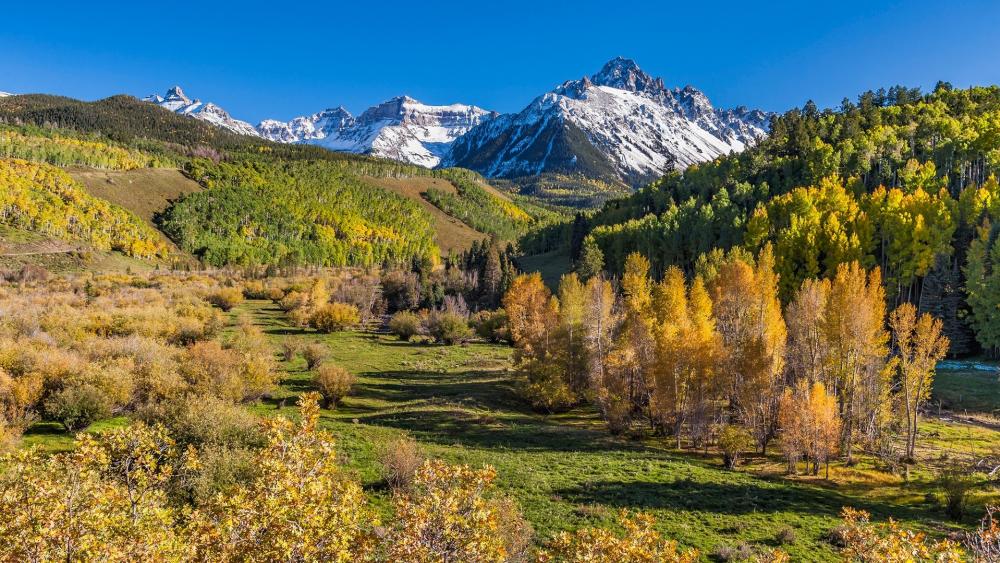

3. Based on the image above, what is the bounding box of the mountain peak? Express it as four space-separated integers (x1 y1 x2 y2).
591 57 660 92
164 86 189 102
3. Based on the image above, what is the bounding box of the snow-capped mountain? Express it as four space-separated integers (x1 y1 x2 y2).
258 97 496 168
141 60 768 183
443 57 770 184
144 86 261 137
0 92 12 98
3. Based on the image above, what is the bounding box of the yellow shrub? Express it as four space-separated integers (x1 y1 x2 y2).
309 303 360 333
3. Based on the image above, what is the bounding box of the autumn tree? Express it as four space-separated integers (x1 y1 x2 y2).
824 262 889 463
785 278 832 387
648 269 721 447
777 380 841 477
581 274 621 428
710 247 787 453
557 273 590 393
889 304 949 460
503 273 574 411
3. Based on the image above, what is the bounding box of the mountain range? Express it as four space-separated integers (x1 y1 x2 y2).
143 58 770 185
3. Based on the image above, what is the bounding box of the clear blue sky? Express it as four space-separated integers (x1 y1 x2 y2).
3 0 999 123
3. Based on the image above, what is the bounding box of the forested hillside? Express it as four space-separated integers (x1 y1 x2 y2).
0 95 551 267
0 158 169 258
523 85 1000 356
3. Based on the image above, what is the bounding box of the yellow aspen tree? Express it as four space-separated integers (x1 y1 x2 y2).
618 253 656 421
503 273 573 411
649 266 689 442
785 278 832 387
557 273 590 393
889 303 949 460
712 246 786 453
685 275 722 448
825 262 889 463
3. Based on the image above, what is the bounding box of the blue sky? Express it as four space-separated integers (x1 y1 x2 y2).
3 0 999 123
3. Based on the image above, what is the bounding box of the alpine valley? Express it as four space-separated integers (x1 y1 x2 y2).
143 57 770 193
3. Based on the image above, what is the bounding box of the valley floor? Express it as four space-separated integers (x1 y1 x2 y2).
234 301 998 559
19 298 1000 560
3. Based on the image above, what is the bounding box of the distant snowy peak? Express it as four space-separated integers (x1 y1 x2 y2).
444 57 771 184
0 92 12 98
143 86 261 137
259 96 496 168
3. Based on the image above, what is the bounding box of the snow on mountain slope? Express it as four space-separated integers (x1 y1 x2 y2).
0 92 12 97
143 86 261 137
444 57 770 184
258 96 496 168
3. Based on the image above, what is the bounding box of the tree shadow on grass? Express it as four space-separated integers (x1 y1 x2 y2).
554 477 939 523
303 365 632 452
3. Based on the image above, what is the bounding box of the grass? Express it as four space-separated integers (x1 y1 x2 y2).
933 365 1000 415
516 249 573 290
67 167 202 229
362 175 487 255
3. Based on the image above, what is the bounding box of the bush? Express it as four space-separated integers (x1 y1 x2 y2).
279 290 306 312
712 542 754 562
280 338 300 362
242 281 268 300
136 395 264 449
378 436 424 491
182 444 260 506
775 526 797 545
302 343 328 370
45 383 112 431
470 309 510 343
208 288 244 312
386 460 532 562
310 303 360 333
426 311 472 345
939 469 977 521
313 363 355 407
388 311 422 341
718 425 753 469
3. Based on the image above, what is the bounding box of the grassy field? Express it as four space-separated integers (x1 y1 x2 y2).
362 176 487 255
17 297 999 560
226 300 993 560
933 364 1000 415
68 167 202 228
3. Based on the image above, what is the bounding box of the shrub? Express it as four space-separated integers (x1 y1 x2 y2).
208 288 244 312
302 343 328 370
939 469 977 521
378 436 424 491
540 511 698 562
426 311 471 345
388 311 422 341
242 281 268 299
775 526 797 545
280 338 300 362
310 303 360 333
387 460 532 562
712 542 753 562
179 341 244 402
313 363 355 408
278 290 306 312
182 444 260 506
718 425 754 469
265 287 286 302
44 383 112 431
470 309 510 343
136 395 264 449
